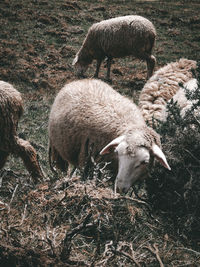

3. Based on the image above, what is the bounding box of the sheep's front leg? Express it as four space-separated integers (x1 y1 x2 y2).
94 59 102 78
106 57 112 81
146 55 156 79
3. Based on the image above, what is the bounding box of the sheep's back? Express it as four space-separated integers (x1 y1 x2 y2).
49 79 145 166
89 15 156 58
139 58 197 124
0 81 23 148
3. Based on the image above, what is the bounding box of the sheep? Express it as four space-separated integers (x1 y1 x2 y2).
0 81 43 182
171 78 198 118
138 58 197 126
72 15 156 81
48 79 170 194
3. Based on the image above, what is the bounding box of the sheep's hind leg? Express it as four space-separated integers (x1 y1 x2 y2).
94 59 102 78
106 57 112 82
48 144 68 173
146 55 156 79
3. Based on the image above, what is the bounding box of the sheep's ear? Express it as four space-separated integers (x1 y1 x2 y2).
151 144 171 170
100 135 125 155
72 55 78 66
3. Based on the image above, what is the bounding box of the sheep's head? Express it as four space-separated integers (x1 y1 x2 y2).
72 54 92 78
100 135 170 194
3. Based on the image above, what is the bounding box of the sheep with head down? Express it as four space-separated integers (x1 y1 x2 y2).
0 81 43 182
72 15 156 81
48 79 170 194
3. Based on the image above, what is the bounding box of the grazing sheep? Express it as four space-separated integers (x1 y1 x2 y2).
0 81 43 182
48 79 170 194
72 15 156 81
139 58 197 126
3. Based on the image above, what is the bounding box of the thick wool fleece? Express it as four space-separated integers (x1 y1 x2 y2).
74 15 156 78
79 15 156 60
139 58 197 125
48 79 161 171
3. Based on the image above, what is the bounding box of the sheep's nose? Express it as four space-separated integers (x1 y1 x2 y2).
115 177 130 194
116 186 128 194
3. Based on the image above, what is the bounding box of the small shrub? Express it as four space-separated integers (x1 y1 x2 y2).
146 62 200 247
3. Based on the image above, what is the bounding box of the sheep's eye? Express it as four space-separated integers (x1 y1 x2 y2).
135 160 148 169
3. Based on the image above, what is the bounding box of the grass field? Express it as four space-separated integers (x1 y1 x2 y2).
0 0 200 265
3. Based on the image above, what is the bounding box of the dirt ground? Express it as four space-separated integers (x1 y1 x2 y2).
0 0 200 266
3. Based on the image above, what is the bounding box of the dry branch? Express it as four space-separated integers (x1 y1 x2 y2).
60 213 94 261
144 243 164 267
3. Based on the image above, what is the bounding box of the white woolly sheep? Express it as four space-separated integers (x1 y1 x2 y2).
72 15 156 81
48 79 170 194
0 81 43 182
139 58 197 126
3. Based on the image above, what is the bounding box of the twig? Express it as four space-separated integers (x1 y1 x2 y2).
183 148 200 164
130 243 141 267
0 170 7 188
112 250 141 267
175 247 200 256
144 243 164 267
60 213 93 261
19 204 27 226
115 241 141 267
8 184 19 213
63 213 93 243
194 115 200 126
113 195 150 207
100 240 116 266
46 227 57 257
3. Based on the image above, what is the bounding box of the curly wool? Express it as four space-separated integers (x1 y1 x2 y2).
139 58 197 125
